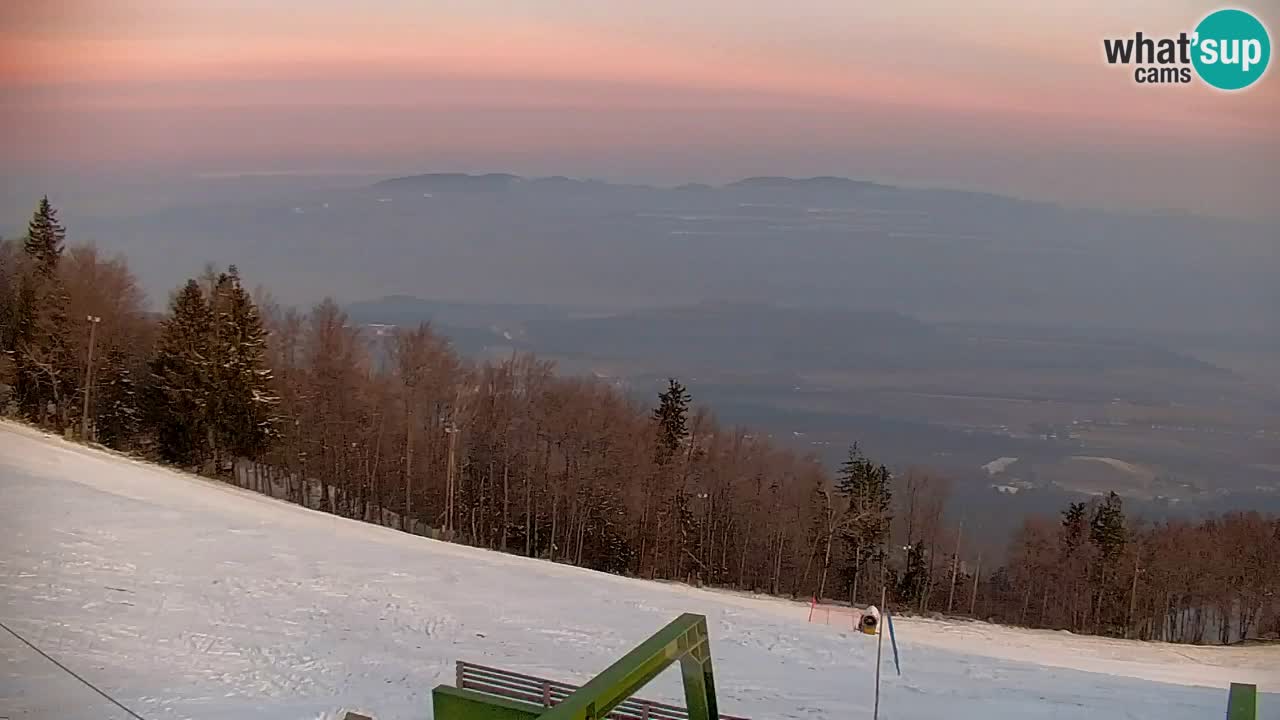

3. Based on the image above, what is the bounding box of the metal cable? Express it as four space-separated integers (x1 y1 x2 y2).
0 619 149 720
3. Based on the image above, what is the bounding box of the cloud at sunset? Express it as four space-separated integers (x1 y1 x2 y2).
1 0 1276 217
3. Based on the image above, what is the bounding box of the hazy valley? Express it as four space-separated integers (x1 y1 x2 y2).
23 172 1276 547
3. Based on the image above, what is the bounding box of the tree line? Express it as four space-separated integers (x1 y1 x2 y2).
991 494 1278 643
1 198 1275 644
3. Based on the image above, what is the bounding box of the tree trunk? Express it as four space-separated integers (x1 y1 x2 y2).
852 557 860 609
1126 551 1140 638
1020 582 1032 625
969 553 982 616
771 528 785 596
525 466 533 557
921 540 937 613
501 456 510 552
798 533 819 598
485 460 495 547
549 484 559 561
532 494 540 558
817 528 834 601
651 506 664 578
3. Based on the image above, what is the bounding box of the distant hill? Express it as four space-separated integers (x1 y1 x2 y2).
73 172 1278 342
345 296 1230 378
333 294 1279 509
346 295 569 329
522 301 932 371
726 176 891 193
372 172 524 193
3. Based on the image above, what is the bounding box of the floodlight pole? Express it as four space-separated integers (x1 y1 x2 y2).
81 315 101 442
873 584 886 720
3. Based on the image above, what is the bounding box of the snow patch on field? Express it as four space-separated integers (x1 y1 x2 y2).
1070 455 1152 478
1 422 1275 720
982 457 1018 475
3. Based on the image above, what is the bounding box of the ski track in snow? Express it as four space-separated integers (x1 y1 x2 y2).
0 422 1276 720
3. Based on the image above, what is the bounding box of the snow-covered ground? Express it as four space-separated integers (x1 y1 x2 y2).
1 422 1275 719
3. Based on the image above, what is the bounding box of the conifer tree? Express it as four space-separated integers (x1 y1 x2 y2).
24 196 65 278
898 539 929 604
836 443 893 599
1053 500 1091 630
1061 502 1088 552
147 280 214 466
644 378 692 575
0 238 19 356
95 344 141 450
10 270 38 412
210 266 277 459
1089 491 1127 559
12 198 73 424
652 377 690 463
32 281 75 424
1089 491 1128 632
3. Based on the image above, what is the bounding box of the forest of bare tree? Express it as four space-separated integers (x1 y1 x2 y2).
2 198 1276 645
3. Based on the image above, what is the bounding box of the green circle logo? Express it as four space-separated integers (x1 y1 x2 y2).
1192 9 1271 90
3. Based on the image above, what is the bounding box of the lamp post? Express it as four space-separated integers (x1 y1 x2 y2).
81 315 101 442
444 422 459 535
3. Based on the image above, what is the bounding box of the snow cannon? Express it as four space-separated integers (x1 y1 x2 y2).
860 605 881 636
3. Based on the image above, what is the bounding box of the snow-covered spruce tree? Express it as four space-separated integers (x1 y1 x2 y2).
21 280 74 426
0 239 15 337
13 198 74 425
147 279 215 466
210 266 278 461
836 443 893 603
23 196 65 278
95 344 142 450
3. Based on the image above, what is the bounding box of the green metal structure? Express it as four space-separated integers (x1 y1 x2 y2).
434 686 543 720
433 613 721 720
435 611 1265 720
1226 683 1258 720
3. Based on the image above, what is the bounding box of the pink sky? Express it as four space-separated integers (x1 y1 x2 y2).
1 0 1277 218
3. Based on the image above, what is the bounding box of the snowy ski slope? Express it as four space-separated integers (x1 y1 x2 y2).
1 422 1275 719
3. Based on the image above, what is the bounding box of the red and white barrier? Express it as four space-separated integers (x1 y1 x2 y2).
807 596 862 631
